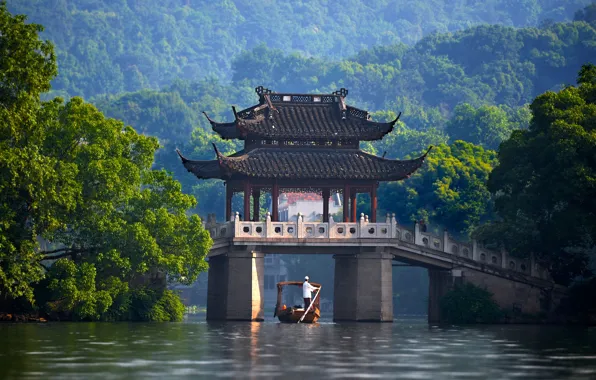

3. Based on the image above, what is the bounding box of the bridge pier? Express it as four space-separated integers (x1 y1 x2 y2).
427 269 454 324
206 250 264 321
333 252 393 322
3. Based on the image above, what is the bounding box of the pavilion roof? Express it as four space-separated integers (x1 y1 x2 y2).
177 147 432 181
204 87 400 141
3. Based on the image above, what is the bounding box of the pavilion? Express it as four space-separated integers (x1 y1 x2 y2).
177 86 430 223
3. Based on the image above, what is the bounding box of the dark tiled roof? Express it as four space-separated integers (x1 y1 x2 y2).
208 147 431 181
205 88 399 141
176 149 221 179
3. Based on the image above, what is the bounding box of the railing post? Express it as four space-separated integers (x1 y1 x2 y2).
414 221 422 245
234 212 240 236
359 213 365 238
501 248 507 269
266 212 272 237
297 213 303 238
391 213 397 238
472 239 479 261
443 230 450 253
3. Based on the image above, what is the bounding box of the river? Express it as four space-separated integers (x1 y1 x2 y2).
1 316 595 379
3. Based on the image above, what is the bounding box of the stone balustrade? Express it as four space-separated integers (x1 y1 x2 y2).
203 212 549 281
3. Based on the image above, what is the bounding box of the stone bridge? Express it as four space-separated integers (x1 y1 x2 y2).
204 212 565 323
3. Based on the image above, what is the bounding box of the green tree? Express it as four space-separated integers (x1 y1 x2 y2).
184 128 242 219
0 5 211 319
446 103 516 150
379 141 497 238
574 3 596 23
0 1 56 106
440 283 502 324
476 64 596 285
0 2 58 301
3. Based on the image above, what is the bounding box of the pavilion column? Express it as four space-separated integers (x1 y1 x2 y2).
351 190 357 223
243 181 250 222
371 184 378 223
252 189 260 221
343 184 350 222
272 182 279 222
322 188 330 223
225 184 232 222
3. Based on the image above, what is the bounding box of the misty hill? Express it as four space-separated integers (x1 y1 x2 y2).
8 0 592 99
95 16 596 145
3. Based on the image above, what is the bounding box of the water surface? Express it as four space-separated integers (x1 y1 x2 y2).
1 317 595 379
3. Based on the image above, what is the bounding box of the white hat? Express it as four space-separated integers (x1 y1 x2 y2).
304 276 309 280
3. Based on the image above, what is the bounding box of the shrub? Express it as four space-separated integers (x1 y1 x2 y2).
556 277 596 322
128 288 184 322
439 282 502 323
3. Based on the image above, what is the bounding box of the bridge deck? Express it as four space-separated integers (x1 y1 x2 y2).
205 213 555 288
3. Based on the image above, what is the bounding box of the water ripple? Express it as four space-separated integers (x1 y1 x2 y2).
0 319 595 380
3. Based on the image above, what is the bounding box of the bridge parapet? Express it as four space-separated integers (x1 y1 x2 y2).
202 212 550 281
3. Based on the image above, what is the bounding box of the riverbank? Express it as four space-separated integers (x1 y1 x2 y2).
0 312 47 323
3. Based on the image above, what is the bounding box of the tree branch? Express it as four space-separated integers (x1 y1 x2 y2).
39 247 96 261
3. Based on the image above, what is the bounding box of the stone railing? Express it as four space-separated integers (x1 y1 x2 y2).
222 212 411 240
203 212 549 280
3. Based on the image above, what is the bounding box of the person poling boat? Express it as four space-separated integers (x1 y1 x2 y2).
274 278 321 323
302 275 319 310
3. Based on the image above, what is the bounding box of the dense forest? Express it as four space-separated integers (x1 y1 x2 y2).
90 10 596 241
1 1 595 320
7 0 593 98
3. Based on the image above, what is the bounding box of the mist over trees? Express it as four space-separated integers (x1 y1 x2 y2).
7 0 593 98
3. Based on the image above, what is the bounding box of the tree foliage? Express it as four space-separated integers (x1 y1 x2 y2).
446 103 527 150
0 1 56 105
0 4 211 319
440 283 502 324
379 141 498 238
476 64 596 285
7 0 590 98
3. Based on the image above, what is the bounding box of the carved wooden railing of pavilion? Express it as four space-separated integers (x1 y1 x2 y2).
203 212 550 281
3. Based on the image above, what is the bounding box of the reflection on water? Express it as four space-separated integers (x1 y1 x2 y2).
1 316 595 379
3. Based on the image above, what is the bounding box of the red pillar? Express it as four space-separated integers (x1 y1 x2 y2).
243 181 250 222
351 190 357 223
343 184 350 222
371 184 378 223
225 184 232 221
272 182 279 222
252 189 260 221
322 189 330 222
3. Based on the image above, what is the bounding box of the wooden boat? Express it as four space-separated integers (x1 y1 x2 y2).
274 281 321 323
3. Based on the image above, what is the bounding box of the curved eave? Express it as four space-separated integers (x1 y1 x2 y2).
212 121 239 139
204 108 401 141
234 115 399 141
357 116 399 141
216 146 432 181
372 145 432 181
203 112 239 139
175 149 223 179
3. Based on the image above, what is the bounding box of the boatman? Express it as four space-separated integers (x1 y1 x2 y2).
303 276 319 310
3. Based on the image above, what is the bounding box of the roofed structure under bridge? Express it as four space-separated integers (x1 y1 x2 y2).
176 86 431 223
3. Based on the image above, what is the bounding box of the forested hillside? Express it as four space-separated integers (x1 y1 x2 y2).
84 12 596 240
7 0 592 98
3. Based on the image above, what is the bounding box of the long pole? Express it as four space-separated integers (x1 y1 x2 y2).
298 287 321 324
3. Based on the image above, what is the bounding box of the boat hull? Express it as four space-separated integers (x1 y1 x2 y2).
276 307 320 324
